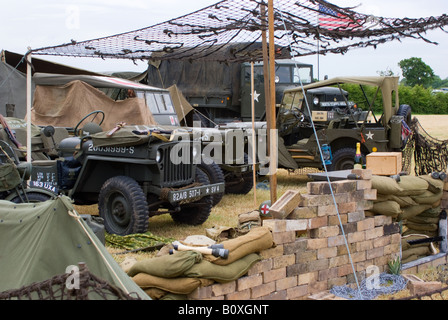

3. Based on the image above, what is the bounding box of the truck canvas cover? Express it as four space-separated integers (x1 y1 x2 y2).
31 75 158 130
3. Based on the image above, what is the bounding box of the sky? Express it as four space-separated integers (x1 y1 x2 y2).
2 0 448 80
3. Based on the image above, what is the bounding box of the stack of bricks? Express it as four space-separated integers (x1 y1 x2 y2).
187 169 402 300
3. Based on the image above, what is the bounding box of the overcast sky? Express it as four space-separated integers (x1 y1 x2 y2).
2 0 447 79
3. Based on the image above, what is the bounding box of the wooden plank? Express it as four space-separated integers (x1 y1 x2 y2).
269 190 302 220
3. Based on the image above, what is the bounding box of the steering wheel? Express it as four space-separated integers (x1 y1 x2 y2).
292 107 305 122
74 111 105 136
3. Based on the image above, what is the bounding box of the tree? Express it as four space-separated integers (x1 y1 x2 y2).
398 57 435 88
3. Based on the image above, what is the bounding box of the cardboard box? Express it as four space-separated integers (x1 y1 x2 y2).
366 152 402 176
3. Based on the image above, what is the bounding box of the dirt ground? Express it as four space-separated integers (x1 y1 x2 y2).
414 115 448 140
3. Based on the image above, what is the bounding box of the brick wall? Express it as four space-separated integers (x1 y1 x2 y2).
188 170 402 300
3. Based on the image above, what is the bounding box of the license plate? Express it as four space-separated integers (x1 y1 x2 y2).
168 183 225 203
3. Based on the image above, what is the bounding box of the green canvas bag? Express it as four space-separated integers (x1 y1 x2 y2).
0 163 21 192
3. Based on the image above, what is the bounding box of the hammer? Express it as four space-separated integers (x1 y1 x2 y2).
170 241 229 259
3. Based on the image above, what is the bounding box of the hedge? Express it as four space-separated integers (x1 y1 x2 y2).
341 84 448 115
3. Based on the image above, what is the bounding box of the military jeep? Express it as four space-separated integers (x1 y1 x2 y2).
221 76 412 172
29 118 224 236
0 114 224 236
277 76 411 171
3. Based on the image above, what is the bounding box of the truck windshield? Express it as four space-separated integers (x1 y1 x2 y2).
244 64 313 85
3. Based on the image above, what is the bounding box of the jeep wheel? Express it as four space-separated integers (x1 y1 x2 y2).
11 192 52 203
98 176 149 236
170 168 212 225
198 160 225 206
224 153 254 195
329 148 365 171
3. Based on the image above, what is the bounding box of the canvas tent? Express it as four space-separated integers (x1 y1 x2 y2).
0 196 149 299
0 60 30 119
0 50 105 119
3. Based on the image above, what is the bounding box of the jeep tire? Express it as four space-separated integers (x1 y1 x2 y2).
170 168 213 225
224 153 254 195
329 147 365 171
98 176 149 236
198 160 225 206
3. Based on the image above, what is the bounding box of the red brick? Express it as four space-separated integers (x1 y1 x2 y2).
276 276 298 291
212 281 236 296
237 274 263 291
251 282 276 299
226 289 251 300
263 267 286 283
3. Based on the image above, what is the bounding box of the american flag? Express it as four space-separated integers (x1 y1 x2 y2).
318 4 361 30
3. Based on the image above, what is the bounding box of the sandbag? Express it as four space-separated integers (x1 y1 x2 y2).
419 207 442 218
405 221 438 232
376 194 418 208
184 253 261 283
401 246 431 260
419 174 444 194
371 176 403 195
399 204 432 220
408 215 440 225
132 273 213 295
411 190 443 205
396 176 429 196
127 250 202 278
371 201 402 218
205 227 273 266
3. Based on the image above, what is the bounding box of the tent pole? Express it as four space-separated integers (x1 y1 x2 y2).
268 0 277 204
250 61 257 207
26 49 32 163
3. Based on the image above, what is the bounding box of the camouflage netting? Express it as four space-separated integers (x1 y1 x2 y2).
0 263 141 300
403 118 448 176
30 0 448 63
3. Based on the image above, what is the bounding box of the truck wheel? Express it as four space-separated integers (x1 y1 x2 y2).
224 153 254 195
329 148 365 171
198 160 225 206
98 176 149 236
10 192 52 203
170 168 212 225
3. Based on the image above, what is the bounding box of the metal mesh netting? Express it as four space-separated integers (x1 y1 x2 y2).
402 118 448 176
30 0 448 63
0 263 141 300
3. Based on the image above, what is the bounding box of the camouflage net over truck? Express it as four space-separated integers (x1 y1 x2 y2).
31 0 448 63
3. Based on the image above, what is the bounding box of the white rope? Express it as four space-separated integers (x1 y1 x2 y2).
275 0 364 299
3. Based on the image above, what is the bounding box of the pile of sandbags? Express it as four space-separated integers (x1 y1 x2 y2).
126 226 273 300
370 174 444 263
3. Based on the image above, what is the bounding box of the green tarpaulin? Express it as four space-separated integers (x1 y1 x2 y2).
0 196 149 299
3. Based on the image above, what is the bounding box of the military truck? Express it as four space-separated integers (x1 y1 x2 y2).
145 59 314 126
220 76 412 172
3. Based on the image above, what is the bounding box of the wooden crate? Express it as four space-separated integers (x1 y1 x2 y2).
366 152 402 176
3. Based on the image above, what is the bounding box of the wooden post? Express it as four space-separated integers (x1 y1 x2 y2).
26 50 32 163
250 61 257 207
268 0 277 204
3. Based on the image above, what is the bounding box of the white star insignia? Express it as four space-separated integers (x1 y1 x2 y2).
252 90 260 103
366 131 374 140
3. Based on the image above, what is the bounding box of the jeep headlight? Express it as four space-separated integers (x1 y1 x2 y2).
156 150 163 163
313 97 320 105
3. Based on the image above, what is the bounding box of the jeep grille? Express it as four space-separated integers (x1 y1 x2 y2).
159 144 194 188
